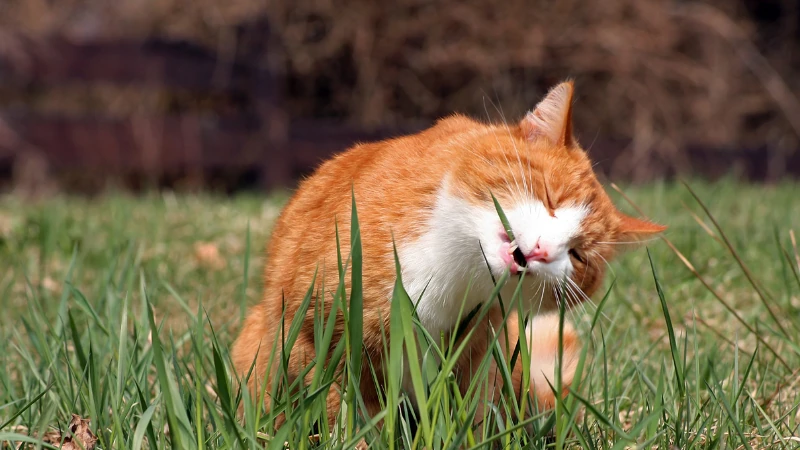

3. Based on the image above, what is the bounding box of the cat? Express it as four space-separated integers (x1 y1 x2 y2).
232 81 665 429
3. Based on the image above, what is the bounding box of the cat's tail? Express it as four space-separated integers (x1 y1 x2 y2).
526 313 581 409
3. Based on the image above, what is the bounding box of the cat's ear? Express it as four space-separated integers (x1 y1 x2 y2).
615 212 667 246
520 81 576 147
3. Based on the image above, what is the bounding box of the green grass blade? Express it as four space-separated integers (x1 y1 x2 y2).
132 404 158 450
0 433 59 449
647 249 685 395
490 192 514 241
145 290 197 448
348 190 364 430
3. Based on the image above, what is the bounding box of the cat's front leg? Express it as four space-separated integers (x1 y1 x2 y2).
522 312 581 411
456 309 580 423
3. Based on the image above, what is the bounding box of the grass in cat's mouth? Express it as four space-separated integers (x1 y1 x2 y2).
512 246 528 268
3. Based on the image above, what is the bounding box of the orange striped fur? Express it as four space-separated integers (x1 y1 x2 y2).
232 81 665 428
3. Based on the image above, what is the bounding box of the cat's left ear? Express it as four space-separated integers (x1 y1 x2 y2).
615 212 667 245
520 80 576 147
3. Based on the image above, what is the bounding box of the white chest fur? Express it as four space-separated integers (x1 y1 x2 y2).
396 185 587 337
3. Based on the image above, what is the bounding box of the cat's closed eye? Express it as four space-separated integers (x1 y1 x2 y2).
568 248 585 264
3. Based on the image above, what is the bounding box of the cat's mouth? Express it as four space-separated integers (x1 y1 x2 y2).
511 246 528 268
501 241 529 274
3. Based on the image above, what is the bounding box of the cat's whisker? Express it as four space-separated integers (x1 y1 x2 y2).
588 250 613 272
524 278 549 347
565 282 588 316
500 120 532 199
566 276 611 324
483 97 526 200
566 278 600 316
463 149 494 167
523 279 544 321
531 279 545 306
498 142 526 200
552 282 566 312
595 238 660 245
563 282 589 322
490 135 524 200
557 282 583 324
487 96 532 200
564 276 592 305
464 143 523 202
580 252 592 287
533 278 547 319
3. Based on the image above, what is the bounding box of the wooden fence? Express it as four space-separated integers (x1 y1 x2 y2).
0 34 797 192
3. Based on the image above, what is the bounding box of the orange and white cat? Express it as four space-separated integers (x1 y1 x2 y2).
232 81 665 426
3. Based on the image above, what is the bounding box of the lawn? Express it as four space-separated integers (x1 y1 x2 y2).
1 180 799 449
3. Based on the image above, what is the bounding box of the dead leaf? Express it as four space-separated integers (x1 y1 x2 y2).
42 276 60 292
43 414 98 450
194 242 224 269
6 415 97 450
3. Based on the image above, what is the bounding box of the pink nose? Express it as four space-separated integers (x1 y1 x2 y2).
527 241 551 263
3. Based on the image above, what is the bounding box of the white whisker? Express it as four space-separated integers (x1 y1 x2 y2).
588 250 612 271
595 238 660 245
564 281 588 316
533 278 547 319
494 107 532 200
482 97 526 200
566 277 610 324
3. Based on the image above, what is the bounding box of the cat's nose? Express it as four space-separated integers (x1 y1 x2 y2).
526 240 552 263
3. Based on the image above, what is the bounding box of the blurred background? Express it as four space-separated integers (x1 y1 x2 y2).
1 0 799 195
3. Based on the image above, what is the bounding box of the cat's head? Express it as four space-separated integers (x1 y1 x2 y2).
446 81 665 303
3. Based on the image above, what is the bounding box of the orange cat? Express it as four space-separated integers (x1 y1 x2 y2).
233 81 665 427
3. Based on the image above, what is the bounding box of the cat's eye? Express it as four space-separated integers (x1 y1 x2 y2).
568 248 585 264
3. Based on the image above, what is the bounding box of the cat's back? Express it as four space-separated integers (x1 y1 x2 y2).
262 115 490 297
272 115 486 237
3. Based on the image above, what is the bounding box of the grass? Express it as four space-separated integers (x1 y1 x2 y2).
1 179 800 449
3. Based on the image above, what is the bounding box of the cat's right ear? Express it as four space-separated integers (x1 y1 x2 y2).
520 81 576 148
615 212 667 248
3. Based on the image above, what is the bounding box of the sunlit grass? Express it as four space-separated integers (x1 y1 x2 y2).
1 179 800 449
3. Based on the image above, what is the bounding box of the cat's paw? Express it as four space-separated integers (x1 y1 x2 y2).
526 313 581 410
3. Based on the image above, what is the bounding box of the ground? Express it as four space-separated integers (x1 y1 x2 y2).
1 179 799 449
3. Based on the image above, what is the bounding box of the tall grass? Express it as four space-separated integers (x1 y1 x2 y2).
1 181 800 449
